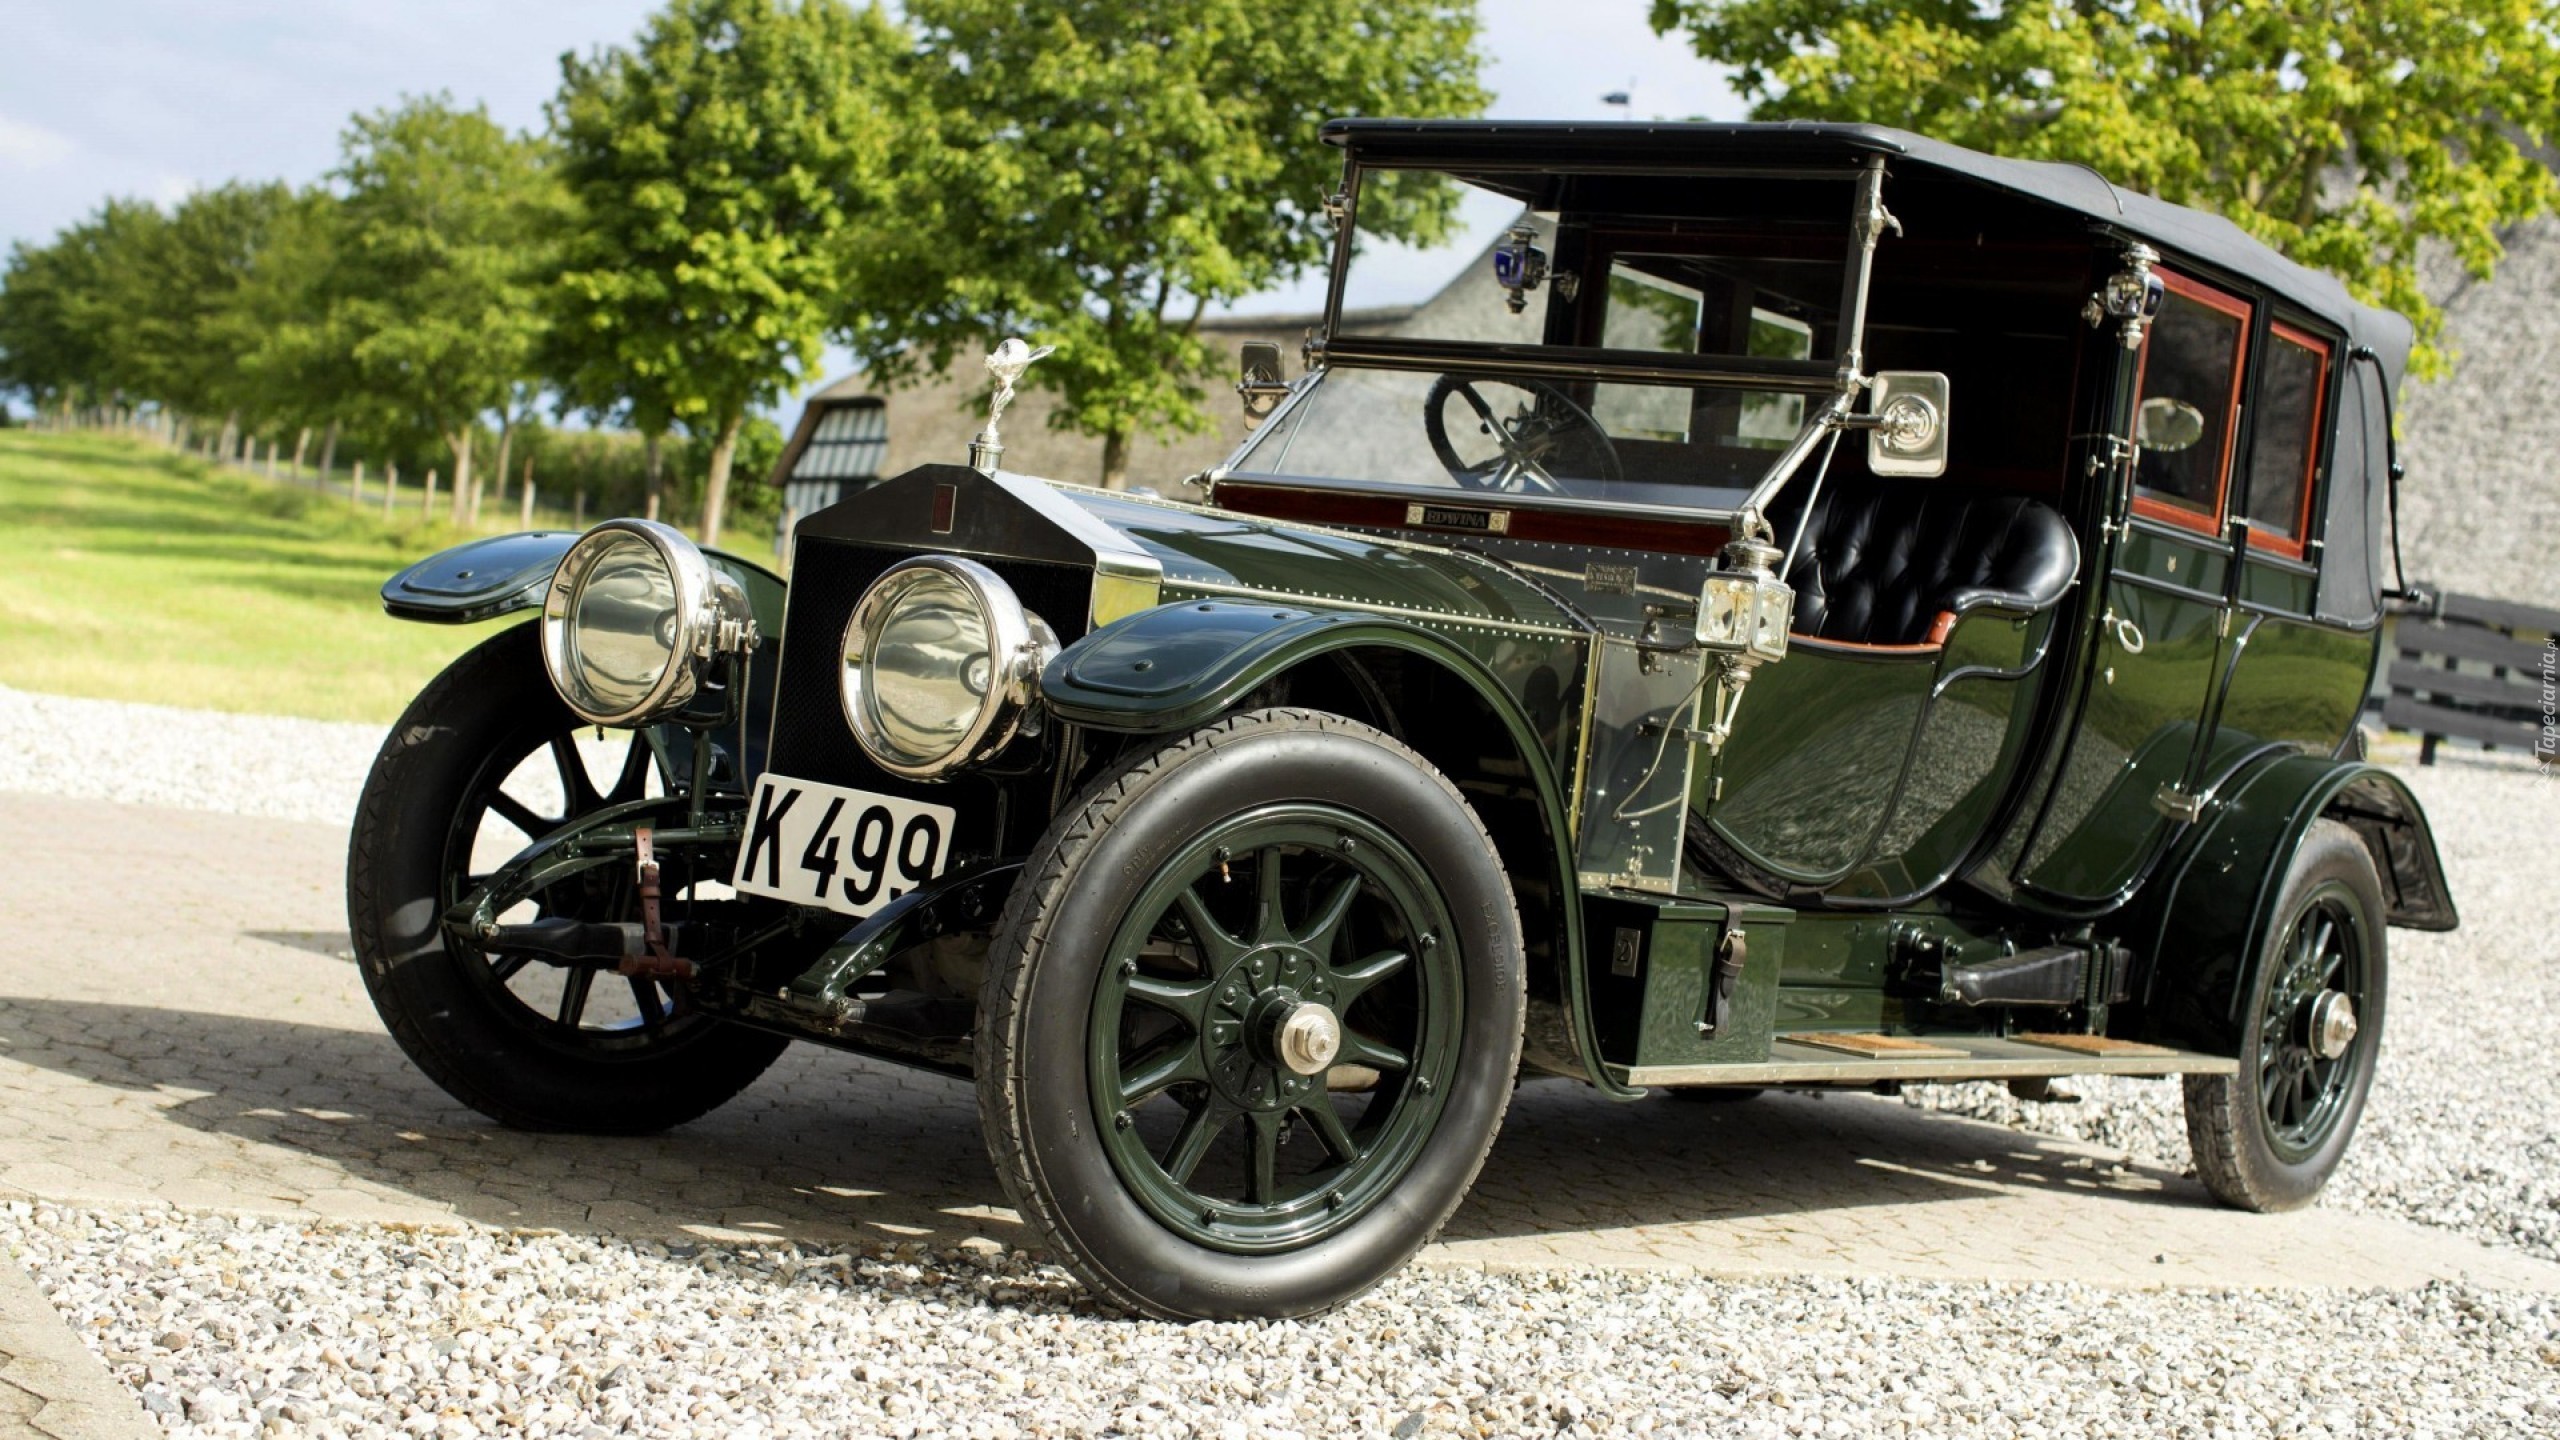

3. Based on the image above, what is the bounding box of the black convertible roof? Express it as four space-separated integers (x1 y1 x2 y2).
1322 118 2412 378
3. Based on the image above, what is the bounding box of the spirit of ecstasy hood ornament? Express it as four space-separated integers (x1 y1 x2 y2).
969 337 1055 475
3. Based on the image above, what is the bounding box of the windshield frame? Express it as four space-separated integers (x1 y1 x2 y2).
1237 152 1897 535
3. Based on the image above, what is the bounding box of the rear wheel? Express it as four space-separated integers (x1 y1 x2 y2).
2183 820 2387 1211
977 709 1526 1320
348 624 786 1133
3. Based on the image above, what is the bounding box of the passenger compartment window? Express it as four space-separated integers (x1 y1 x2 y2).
2241 323 2329 559
2132 273 2250 535
1592 266 1702 442
1591 256 1817 450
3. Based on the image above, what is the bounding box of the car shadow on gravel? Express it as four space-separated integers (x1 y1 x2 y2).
0 996 2205 1258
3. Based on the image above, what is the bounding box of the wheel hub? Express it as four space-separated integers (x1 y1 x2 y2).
1274 1002 1343 1076
1201 945 1338 1110
2308 990 2359 1060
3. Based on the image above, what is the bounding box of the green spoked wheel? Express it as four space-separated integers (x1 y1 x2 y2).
978 709 1526 1320
1088 811 1459 1254
2185 819 2388 1211
2256 887 2371 1161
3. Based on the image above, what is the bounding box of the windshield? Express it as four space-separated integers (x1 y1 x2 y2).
1230 243 1833 511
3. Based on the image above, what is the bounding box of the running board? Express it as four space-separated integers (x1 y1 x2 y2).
1611 1032 2237 1087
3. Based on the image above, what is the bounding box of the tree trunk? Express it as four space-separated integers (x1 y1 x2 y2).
291 426 311 479
1101 427 1131 490
643 432 664 522
447 429 473 527
487 418 514 529
384 463 398 520
425 467 439 520
700 410 743 547
317 418 339 488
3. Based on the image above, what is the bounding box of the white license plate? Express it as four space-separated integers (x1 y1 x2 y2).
731 774 957 917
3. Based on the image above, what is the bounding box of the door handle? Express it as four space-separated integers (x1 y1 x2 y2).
2102 607 2146 655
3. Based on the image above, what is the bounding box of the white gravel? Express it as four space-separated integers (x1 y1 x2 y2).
1903 750 2560 1264
0 685 384 827
7 1202 2557 1440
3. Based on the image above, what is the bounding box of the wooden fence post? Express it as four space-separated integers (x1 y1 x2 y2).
384 464 399 521
522 479 536 530
351 461 365 508
573 488 587 528
423 468 438 520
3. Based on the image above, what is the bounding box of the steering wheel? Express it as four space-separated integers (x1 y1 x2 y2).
1423 374 1622 495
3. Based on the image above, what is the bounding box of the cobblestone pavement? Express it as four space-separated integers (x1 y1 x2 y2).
3 791 2551 1302
0 1246 157 1440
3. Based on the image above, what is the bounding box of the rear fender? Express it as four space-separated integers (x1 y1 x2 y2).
1042 599 1633 1098
380 529 787 635
2132 754 2456 1052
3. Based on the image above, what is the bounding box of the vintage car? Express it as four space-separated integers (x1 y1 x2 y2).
351 120 2458 1321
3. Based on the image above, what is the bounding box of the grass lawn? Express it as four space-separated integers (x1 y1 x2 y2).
0 428 515 723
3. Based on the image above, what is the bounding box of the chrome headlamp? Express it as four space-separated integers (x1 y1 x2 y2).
541 519 757 727
841 556 1057 780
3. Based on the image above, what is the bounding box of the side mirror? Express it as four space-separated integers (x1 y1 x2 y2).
1864 371 1951 478
1237 341 1289 428
2135 396 2205 453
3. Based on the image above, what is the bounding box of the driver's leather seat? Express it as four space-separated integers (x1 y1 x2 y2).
1771 478 2079 647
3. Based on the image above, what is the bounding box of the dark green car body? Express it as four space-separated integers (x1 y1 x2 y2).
375 120 2457 1317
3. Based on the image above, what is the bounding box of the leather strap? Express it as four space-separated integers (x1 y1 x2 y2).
623 826 694 981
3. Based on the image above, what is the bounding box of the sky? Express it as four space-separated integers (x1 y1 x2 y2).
0 1 1742 383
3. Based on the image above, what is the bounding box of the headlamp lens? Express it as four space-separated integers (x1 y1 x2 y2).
563 531 679 719
861 566 993 767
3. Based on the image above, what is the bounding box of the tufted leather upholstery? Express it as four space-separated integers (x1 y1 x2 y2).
1770 479 2079 647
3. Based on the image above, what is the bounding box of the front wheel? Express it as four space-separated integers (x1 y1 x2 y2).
348 624 787 1134
2183 819 2388 1211
976 709 1526 1320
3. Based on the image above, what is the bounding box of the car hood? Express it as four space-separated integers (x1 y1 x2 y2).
1060 486 1584 637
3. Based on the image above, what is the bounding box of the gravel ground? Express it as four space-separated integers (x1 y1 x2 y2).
1903 751 2560 1264
0 685 385 826
6 1202 2556 1440
5 689 2557 1436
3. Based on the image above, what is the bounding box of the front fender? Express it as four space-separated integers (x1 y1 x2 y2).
2132 753 2456 1053
1041 599 1636 1098
380 529 787 635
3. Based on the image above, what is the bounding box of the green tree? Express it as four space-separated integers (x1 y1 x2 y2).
0 216 121 410
893 0 1488 488
1648 0 2560 374
327 95 561 519
109 182 305 426
223 186 368 464
548 0 905 545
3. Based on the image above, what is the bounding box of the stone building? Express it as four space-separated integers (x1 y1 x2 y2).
2393 225 2560 608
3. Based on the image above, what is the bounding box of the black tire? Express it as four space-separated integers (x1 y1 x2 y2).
348 623 787 1134
2183 819 2388 1211
976 708 1527 1321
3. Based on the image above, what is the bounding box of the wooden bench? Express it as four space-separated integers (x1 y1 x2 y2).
2381 590 2558 764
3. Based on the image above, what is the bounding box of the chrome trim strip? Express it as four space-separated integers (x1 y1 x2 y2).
1166 578 1584 640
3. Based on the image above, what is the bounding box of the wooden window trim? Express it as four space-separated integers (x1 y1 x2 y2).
2129 270 2252 539
2244 321 2331 563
